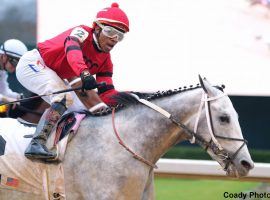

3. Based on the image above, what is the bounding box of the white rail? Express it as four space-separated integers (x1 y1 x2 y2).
155 159 270 182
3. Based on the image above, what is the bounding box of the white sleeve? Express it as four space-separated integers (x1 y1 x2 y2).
0 71 20 101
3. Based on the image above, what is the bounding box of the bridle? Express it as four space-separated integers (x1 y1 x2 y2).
112 90 247 171
189 92 247 171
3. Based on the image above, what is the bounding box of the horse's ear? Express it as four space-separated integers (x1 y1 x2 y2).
198 75 217 96
199 75 208 93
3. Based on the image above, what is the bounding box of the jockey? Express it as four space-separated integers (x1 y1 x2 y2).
16 2 130 160
0 39 28 104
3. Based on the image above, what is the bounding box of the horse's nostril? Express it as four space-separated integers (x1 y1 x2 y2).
241 160 253 170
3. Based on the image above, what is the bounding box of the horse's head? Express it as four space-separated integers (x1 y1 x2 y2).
193 76 254 177
91 77 254 177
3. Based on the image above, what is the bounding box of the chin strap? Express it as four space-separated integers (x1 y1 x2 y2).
93 33 102 51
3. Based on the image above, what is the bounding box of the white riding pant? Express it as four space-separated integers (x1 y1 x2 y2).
16 49 83 109
0 71 20 101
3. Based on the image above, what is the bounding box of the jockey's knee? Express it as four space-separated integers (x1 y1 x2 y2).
51 93 73 108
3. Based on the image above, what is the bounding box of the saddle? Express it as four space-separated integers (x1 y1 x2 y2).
19 111 87 162
50 111 86 161
55 112 78 144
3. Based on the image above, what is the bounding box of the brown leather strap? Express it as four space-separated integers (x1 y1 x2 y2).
111 108 157 169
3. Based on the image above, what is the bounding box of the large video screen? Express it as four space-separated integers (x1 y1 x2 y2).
38 0 270 96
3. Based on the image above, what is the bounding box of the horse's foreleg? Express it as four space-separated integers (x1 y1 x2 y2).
142 170 154 200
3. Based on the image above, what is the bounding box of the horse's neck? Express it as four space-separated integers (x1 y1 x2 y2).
118 89 203 164
71 89 203 169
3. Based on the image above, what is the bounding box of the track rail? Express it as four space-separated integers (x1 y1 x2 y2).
154 159 270 182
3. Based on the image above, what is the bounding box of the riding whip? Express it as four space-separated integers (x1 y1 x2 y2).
0 82 106 106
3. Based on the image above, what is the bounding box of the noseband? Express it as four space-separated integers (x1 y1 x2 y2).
114 91 247 170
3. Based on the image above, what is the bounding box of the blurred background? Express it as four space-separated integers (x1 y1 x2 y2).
1 0 270 199
0 0 36 95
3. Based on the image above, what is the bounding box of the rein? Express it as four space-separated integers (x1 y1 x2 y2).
111 91 247 171
112 108 158 169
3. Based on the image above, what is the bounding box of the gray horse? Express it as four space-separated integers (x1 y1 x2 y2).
0 77 254 199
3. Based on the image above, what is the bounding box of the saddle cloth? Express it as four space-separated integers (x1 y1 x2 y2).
0 112 86 199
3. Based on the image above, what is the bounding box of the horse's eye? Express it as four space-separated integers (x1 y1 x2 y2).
219 115 230 123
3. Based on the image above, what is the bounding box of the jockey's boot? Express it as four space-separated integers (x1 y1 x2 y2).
24 100 67 160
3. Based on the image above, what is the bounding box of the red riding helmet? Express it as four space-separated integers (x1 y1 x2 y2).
95 2 129 32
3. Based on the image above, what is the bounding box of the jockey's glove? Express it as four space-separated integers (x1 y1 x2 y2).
80 70 98 91
15 93 24 105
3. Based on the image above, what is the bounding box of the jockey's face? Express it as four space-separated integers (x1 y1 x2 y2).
0 54 16 73
95 26 121 53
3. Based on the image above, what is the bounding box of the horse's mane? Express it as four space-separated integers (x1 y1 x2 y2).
7 92 43 118
115 84 225 105
88 83 225 117
90 83 204 116
113 86 201 105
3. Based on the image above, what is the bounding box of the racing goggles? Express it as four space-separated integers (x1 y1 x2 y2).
8 56 19 67
96 21 125 42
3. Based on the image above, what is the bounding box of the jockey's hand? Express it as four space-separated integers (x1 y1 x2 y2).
14 93 24 106
80 70 97 91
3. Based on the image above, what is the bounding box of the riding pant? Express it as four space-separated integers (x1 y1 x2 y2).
16 49 74 107
0 71 20 102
